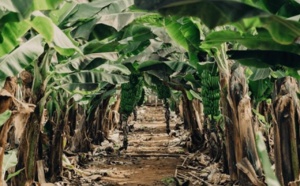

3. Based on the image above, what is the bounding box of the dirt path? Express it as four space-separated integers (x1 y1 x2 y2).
95 106 186 186
57 106 232 186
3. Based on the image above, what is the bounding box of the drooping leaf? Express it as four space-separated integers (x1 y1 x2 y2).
189 89 201 100
0 110 11 127
11 0 33 19
33 0 63 10
201 30 300 55
249 68 271 81
49 2 77 25
135 0 300 45
97 12 146 31
256 132 281 186
276 0 300 17
235 16 300 45
31 16 54 42
124 39 163 62
3 149 18 178
259 16 300 45
55 52 119 73
59 83 104 94
61 71 129 86
0 0 18 21
138 60 193 73
249 78 272 103
134 0 267 28
258 0 300 17
67 0 122 24
5 168 24 181
83 40 120 54
164 17 188 50
31 13 80 56
0 20 31 57
95 63 131 75
0 35 44 89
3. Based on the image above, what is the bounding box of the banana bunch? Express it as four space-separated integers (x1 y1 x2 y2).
156 82 171 99
201 70 220 116
120 74 143 116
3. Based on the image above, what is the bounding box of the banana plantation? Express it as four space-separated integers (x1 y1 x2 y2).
0 0 300 185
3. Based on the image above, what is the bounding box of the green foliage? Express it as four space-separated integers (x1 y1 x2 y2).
0 36 44 89
134 0 266 28
161 177 177 185
2 149 22 181
0 110 12 127
201 69 220 116
248 68 274 105
156 81 171 99
256 132 281 186
120 74 143 115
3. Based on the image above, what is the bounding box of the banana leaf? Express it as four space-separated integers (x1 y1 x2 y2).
0 35 44 89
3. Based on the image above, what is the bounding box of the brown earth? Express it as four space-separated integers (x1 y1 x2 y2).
95 106 186 186
59 106 188 186
57 106 232 186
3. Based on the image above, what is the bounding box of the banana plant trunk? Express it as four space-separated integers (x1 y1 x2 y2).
13 105 43 186
70 111 91 152
214 43 262 184
119 114 129 151
163 98 170 134
90 97 110 145
0 78 17 186
219 65 263 184
181 91 203 151
272 77 300 186
48 100 70 182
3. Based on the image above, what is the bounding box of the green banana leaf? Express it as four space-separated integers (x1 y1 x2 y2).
9 0 63 19
134 0 267 28
0 0 18 20
83 40 120 54
138 60 194 74
256 132 281 186
0 35 44 89
0 0 64 56
9 0 33 19
135 0 300 45
60 71 129 86
0 21 31 57
33 0 63 10
164 17 201 51
0 110 11 127
96 12 145 31
124 39 166 63
255 0 300 17
31 13 80 56
57 0 137 39
201 30 300 55
55 52 119 73
67 0 125 24
249 68 271 81
3 149 18 179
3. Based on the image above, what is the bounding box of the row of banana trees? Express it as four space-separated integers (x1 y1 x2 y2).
0 0 299 185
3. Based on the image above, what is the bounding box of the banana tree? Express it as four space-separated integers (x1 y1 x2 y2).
156 80 171 134
134 0 299 184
